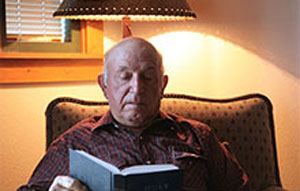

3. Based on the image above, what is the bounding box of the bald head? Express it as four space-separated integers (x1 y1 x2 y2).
103 37 164 86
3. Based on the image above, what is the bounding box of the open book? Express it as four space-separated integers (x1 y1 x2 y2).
69 149 183 191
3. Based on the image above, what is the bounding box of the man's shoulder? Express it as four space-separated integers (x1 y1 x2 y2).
74 115 102 126
49 115 104 148
51 115 103 142
66 115 103 133
166 112 212 134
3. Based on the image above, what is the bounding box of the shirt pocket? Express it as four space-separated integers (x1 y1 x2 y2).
174 152 209 191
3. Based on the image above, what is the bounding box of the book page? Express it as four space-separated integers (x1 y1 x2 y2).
74 150 121 174
120 164 179 175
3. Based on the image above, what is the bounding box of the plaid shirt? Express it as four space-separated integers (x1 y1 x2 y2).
18 111 249 191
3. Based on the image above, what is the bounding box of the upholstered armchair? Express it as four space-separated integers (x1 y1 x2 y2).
46 93 284 191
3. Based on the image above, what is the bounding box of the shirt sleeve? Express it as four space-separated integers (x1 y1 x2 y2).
17 138 69 191
206 131 249 191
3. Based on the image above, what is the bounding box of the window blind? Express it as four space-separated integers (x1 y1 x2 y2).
5 0 63 41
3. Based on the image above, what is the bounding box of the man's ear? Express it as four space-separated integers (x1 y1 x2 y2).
161 75 169 95
98 74 108 99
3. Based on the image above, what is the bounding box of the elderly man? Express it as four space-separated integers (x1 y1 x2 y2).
18 37 249 191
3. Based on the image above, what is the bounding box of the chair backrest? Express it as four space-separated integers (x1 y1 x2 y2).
46 93 281 191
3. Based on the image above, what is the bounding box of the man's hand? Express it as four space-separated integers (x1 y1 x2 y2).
49 176 88 191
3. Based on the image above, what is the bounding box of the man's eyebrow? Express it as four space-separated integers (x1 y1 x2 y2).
117 66 129 72
144 65 156 71
143 68 156 73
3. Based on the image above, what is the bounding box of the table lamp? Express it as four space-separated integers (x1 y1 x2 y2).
53 0 197 38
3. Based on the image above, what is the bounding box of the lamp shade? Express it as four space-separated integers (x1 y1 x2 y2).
53 0 196 21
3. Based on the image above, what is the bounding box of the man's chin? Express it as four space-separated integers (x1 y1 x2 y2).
122 112 150 126
128 114 145 123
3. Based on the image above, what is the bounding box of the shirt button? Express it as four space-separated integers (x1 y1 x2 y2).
146 160 151 164
189 161 193 165
170 127 175 131
139 136 143 140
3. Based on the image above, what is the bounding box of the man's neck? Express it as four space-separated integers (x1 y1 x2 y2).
112 113 161 134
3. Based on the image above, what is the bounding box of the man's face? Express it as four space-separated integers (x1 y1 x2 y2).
100 40 168 127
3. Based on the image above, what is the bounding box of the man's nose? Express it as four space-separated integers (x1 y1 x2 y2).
130 74 144 93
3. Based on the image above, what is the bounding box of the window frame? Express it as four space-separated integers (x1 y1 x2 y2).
0 0 104 84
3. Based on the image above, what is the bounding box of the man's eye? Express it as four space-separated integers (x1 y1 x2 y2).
120 72 131 80
143 71 155 81
143 74 153 80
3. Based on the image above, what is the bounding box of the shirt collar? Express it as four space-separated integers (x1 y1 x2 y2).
91 111 114 132
91 110 176 132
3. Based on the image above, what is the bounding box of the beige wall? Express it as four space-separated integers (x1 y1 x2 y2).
1 0 299 190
